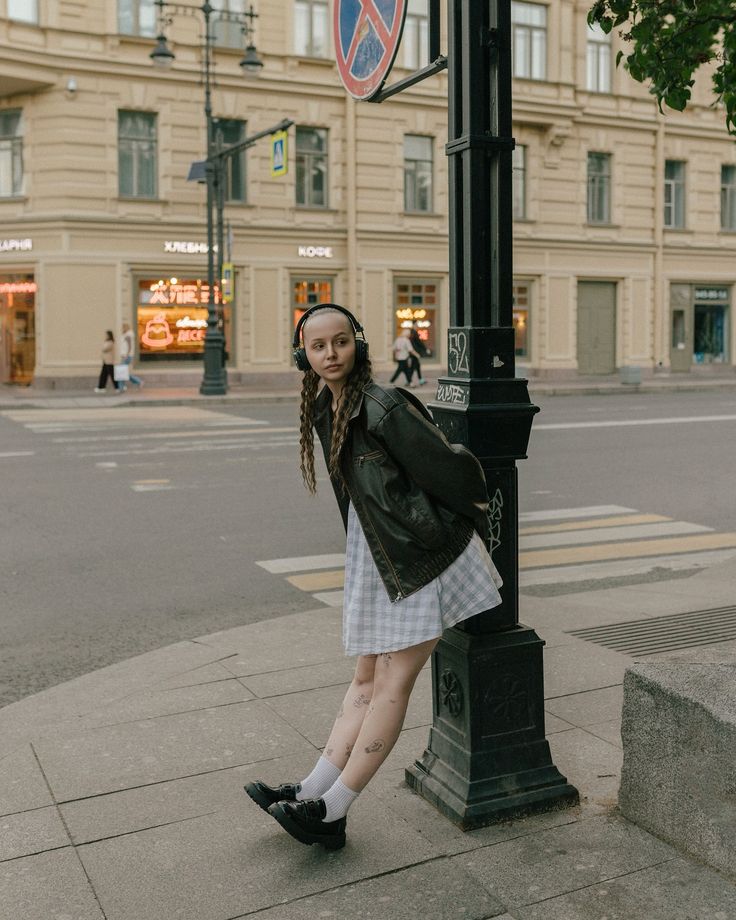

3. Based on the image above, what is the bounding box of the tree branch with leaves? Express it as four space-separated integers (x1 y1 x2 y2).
588 0 736 134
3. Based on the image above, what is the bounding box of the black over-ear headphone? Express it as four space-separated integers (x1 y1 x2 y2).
292 303 369 372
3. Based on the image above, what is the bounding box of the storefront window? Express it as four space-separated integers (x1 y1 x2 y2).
513 280 530 357
694 302 728 364
394 281 437 354
0 273 36 384
136 277 232 362
292 277 333 328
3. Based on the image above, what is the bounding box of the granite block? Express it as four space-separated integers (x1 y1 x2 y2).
544 643 628 699
545 685 624 728
241 657 357 698
452 815 675 908
236 858 507 920
513 856 736 919
0 745 53 817
619 649 736 879
548 727 622 813
61 750 320 845
0 806 69 862
0 848 105 920
78 798 436 920
34 700 314 801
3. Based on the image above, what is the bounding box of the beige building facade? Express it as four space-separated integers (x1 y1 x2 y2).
1 0 735 387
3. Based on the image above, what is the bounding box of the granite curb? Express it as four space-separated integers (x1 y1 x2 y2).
2 558 736 918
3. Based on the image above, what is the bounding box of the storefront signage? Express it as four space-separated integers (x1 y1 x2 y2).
396 307 427 320
694 287 729 301
164 240 211 254
297 245 333 258
142 280 221 306
0 238 32 252
0 281 37 294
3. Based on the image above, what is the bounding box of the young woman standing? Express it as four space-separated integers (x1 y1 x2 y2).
244 304 502 849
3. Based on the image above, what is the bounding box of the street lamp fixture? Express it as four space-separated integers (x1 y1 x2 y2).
150 0 263 395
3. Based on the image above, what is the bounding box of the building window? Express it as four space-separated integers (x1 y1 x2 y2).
395 281 437 354
513 281 530 358
215 119 247 202
586 23 611 93
664 160 686 229
8 0 38 23
118 111 157 199
294 0 329 58
293 277 333 327
721 165 736 231
404 135 433 212
118 0 156 36
511 2 546 80
513 144 526 219
214 0 248 49
296 127 328 207
402 0 429 70
587 152 611 224
0 110 23 198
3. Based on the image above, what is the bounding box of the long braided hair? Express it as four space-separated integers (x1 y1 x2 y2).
298 309 374 494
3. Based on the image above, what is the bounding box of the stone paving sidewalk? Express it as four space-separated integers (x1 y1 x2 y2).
2 366 736 410
2 557 736 919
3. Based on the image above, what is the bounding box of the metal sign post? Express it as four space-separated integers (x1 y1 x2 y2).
337 0 578 828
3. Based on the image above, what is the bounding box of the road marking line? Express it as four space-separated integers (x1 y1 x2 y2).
520 533 736 569
53 427 297 444
312 590 345 608
77 437 298 457
0 450 34 458
257 553 346 574
519 513 671 535
520 549 736 586
520 521 711 551
520 505 636 523
535 413 736 431
287 570 345 591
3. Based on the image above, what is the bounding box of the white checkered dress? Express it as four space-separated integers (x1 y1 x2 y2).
342 503 503 656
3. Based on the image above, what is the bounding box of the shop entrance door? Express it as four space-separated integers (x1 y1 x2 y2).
693 303 728 365
0 275 36 385
577 281 616 375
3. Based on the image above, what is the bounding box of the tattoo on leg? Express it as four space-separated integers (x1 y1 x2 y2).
364 739 386 754
325 746 334 757
367 702 376 715
353 692 371 708
381 653 393 665
389 699 398 704
345 743 354 756
336 705 344 719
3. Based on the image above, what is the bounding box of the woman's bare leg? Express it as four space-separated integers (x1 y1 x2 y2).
339 637 438 793
321 654 377 770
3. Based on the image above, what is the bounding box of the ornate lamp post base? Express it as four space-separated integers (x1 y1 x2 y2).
406 626 579 829
200 328 227 395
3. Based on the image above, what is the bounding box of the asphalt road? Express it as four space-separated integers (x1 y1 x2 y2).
0 388 733 707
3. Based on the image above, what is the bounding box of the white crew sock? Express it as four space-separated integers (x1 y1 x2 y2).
321 778 359 822
296 755 342 801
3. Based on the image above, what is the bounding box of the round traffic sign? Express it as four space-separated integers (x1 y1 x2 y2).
334 0 407 101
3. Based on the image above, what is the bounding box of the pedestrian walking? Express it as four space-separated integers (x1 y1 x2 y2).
94 330 120 393
244 303 502 850
389 327 418 386
119 322 143 388
408 322 428 386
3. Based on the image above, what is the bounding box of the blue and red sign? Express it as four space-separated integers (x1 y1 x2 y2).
334 0 407 100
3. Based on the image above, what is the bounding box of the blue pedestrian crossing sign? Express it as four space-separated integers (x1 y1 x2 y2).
271 129 288 177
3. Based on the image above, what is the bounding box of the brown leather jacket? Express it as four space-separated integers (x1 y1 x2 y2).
313 382 490 602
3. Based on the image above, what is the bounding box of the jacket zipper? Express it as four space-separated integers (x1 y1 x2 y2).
357 450 383 467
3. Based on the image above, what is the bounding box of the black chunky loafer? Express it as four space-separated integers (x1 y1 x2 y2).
243 780 299 812
268 798 346 850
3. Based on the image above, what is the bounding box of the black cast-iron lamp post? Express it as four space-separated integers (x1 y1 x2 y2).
150 1 263 395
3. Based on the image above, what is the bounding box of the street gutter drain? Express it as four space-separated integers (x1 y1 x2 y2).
567 605 736 657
